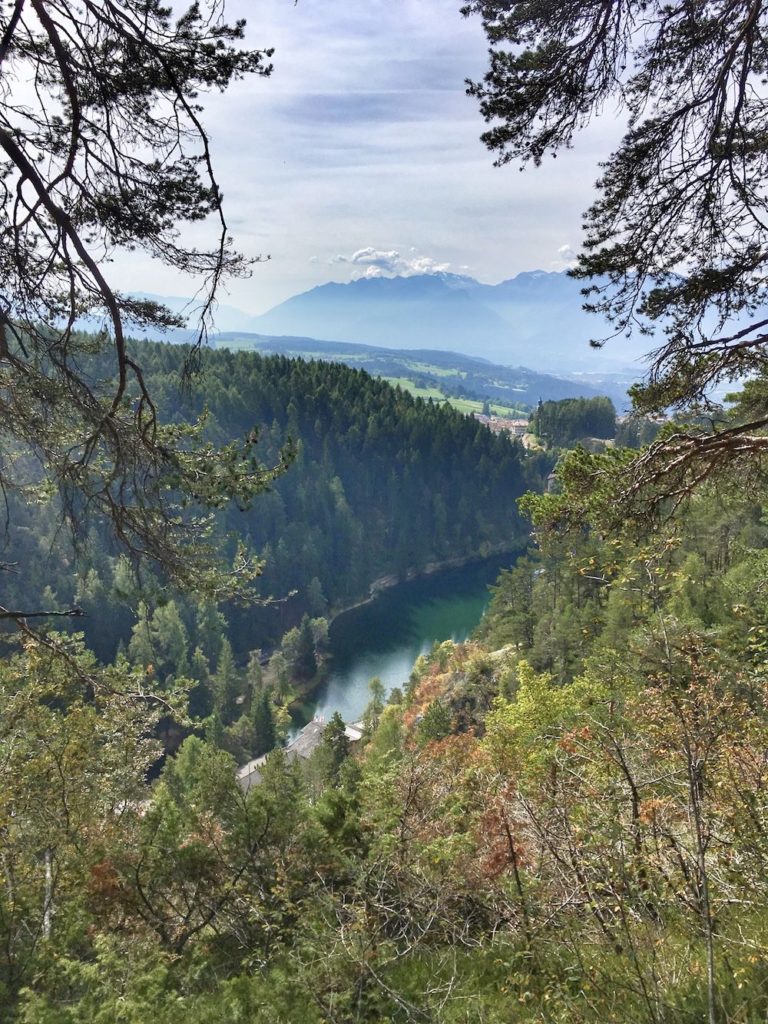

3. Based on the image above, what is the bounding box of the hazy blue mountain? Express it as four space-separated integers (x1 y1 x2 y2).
119 271 652 386
129 292 260 333
245 274 508 356
247 271 655 373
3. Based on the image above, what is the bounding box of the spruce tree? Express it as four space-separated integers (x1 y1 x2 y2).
212 638 241 724
295 615 319 680
251 691 277 758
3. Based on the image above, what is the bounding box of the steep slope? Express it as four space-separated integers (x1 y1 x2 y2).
4 339 550 662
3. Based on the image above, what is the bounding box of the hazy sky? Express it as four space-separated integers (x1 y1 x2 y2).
117 0 623 315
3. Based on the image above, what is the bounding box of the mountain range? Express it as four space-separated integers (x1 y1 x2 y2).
131 270 654 376
241 271 653 373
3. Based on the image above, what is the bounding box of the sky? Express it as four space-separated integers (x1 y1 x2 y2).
116 0 624 316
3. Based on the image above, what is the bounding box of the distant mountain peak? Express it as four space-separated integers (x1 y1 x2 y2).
247 269 651 372
129 270 655 374
311 270 479 292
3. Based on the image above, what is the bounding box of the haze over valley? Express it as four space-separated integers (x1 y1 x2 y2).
126 268 648 411
137 269 652 376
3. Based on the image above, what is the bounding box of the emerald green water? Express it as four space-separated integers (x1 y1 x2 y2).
305 553 518 724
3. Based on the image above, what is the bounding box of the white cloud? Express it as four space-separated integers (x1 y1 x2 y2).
548 243 579 272
331 247 400 269
330 246 451 277
103 0 625 314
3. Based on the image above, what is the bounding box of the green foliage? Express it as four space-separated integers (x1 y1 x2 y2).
464 0 768 413
211 638 241 722
362 676 385 736
5 340 542 668
465 0 768 532
12 460 768 1020
417 699 453 744
250 690 277 758
17 274 768 1024
614 414 663 450
280 615 317 681
320 712 351 783
0 2 279 602
0 636 165 1006
529 395 616 447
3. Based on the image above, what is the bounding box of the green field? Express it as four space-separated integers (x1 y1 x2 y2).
381 376 446 401
216 340 532 418
382 377 527 418
449 396 526 417
405 360 465 378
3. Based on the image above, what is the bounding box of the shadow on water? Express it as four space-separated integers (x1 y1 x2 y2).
296 552 520 726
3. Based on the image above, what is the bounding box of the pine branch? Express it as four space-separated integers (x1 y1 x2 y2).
0 605 85 620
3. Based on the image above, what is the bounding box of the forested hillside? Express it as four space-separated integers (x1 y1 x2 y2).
5 338 545 665
7 382 768 1022
211 332 632 410
8 0 768 1019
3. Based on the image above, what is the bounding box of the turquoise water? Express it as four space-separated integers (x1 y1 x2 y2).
304 553 518 724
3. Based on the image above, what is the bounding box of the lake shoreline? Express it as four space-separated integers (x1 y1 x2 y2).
325 540 527 636
288 544 526 722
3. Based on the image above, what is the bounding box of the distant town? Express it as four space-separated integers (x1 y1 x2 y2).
472 413 529 437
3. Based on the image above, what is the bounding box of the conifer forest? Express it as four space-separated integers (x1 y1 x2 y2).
5 2 768 1022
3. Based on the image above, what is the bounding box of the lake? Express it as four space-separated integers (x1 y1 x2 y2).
299 552 519 725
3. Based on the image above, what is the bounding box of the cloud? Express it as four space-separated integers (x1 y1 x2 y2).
331 247 400 270
548 243 579 272
330 246 451 277
109 0 622 314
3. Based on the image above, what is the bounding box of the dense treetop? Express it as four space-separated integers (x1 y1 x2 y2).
529 395 616 447
4 338 545 662
0 0 275 597
4 377 768 1022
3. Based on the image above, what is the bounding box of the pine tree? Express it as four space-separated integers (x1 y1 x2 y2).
189 647 214 720
322 712 351 782
251 691 277 758
267 651 291 701
212 638 241 724
306 576 328 616
244 650 264 714
149 601 189 682
281 615 318 682
127 602 155 672
465 0 768 513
